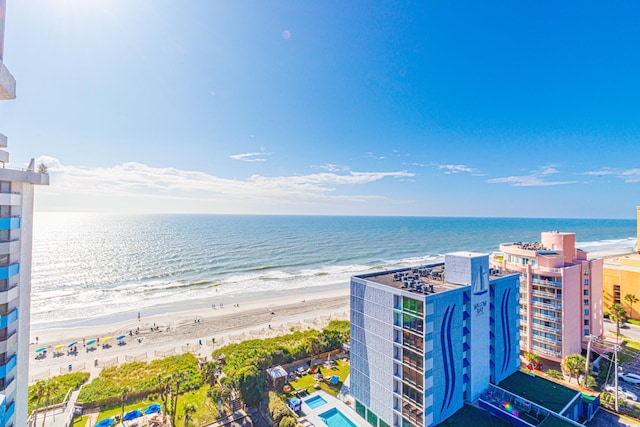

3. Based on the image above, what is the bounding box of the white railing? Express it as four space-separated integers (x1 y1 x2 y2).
532 344 561 358
531 290 559 299
531 278 562 288
531 324 561 334
531 312 561 322
531 301 562 311
532 335 560 345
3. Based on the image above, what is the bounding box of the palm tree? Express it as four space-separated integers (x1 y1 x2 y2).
609 303 628 342
182 402 197 427
33 381 46 425
156 374 172 415
562 354 585 384
625 294 639 319
120 386 130 424
171 371 187 427
207 385 231 416
41 380 60 427
202 360 221 386
524 351 541 368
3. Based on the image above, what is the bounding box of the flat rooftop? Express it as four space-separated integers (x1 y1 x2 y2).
498 371 578 414
436 403 513 427
355 263 514 296
506 241 549 251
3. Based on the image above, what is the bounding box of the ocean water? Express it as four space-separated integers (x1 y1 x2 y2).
30 213 637 327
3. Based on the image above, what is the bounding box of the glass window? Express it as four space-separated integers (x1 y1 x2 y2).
584 329 589 336
584 319 589 326
583 290 589 296
584 279 589 286
584 300 589 306
584 309 589 315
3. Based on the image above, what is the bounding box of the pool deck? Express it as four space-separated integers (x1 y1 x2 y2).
299 390 369 427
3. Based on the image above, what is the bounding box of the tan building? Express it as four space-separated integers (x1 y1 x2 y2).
603 206 640 319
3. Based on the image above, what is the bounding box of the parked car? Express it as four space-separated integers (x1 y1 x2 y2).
605 385 638 401
618 372 640 384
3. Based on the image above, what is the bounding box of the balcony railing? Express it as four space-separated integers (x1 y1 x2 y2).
531 312 561 323
0 354 16 379
531 289 559 299
531 278 562 288
531 324 561 334
531 301 562 311
532 344 562 358
532 335 560 345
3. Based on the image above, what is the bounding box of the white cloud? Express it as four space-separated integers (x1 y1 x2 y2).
582 169 614 177
437 164 476 174
620 168 640 183
229 152 270 162
34 157 414 213
487 165 576 187
314 164 349 173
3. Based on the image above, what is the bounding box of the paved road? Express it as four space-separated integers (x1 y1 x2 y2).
605 319 640 343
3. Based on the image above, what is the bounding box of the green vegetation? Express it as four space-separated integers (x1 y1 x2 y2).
28 372 90 413
212 320 349 404
545 369 563 380
609 303 628 341
267 391 290 425
625 294 639 318
288 359 350 396
561 354 585 384
78 354 202 406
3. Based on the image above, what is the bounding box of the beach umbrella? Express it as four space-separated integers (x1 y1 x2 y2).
94 418 114 427
54 344 64 351
102 336 112 343
86 339 97 346
143 403 161 415
67 341 78 348
116 335 126 341
123 409 143 421
35 347 47 353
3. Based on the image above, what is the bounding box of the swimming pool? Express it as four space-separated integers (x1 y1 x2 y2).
305 394 328 410
319 408 357 427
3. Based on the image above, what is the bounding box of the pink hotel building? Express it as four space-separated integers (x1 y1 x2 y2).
490 232 603 362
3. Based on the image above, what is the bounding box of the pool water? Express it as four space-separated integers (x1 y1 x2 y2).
319 408 357 427
305 395 328 410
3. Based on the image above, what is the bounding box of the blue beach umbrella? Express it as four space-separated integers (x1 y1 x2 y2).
67 341 78 348
116 335 126 341
143 403 161 415
94 418 114 427
86 339 97 346
123 409 143 421
35 347 47 353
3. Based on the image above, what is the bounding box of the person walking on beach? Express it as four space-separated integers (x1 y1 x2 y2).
138 311 141 321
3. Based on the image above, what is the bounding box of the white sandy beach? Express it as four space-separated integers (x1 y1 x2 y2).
28 286 350 383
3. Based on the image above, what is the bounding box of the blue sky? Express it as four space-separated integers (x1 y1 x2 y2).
1 1 639 217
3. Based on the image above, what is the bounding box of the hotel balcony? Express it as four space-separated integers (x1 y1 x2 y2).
532 335 560 346
0 193 21 206
531 289 559 299
0 309 17 328
1 376 15 397
531 278 562 288
0 263 18 280
0 240 19 256
4 401 14 427
531 312 561 323
531 301 562 311
0 284 18 305
531 324 561 335
0 330 16 353
532 344 562 358
0 217 19 230
0 354 16 379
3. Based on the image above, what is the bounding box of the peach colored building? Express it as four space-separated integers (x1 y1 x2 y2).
603 206 640 318
491 232 603 362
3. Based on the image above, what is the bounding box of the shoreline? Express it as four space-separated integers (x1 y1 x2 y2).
28 285 350 383
31 282 350 331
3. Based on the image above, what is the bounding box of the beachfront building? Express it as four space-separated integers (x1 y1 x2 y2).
603 207 640 319
0 3 50 426
490 232 604 363
350 252 520 427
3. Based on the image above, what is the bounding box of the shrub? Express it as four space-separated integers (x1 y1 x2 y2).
28 372 90 413
268 391 290 424
546 369 563 380
79 354 202 406
235 365 263 407
280 416 296 427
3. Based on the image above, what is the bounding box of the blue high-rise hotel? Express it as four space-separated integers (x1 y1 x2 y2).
350 252 520 427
